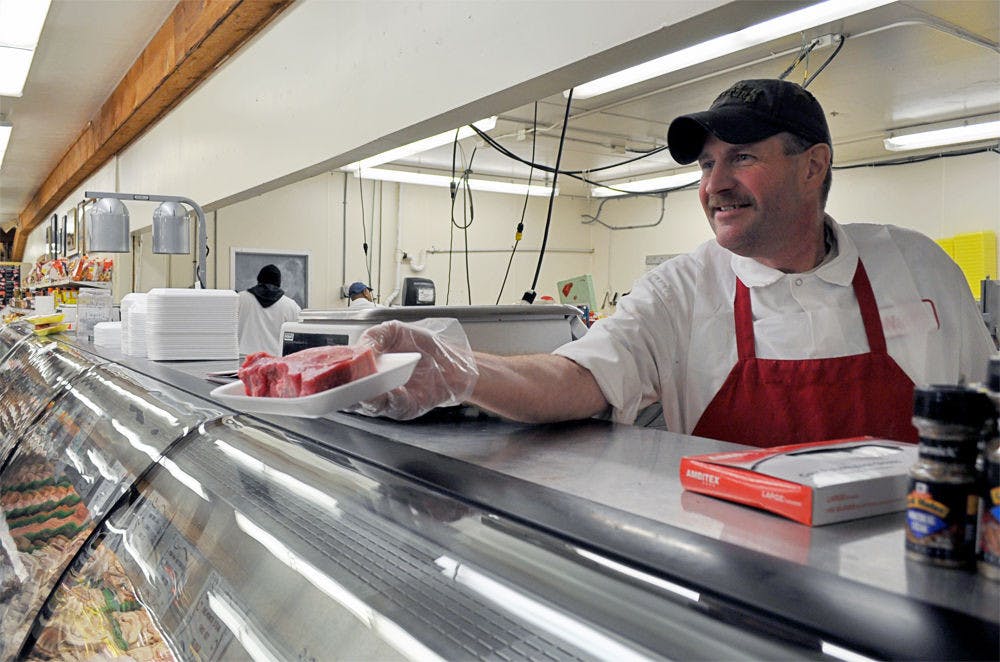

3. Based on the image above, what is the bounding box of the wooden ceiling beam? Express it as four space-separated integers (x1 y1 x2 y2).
13 0 293 261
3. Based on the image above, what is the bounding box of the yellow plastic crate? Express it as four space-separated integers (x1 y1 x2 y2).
935 238 955 259
951 231 997 299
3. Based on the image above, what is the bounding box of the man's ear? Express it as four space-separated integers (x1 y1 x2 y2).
804 143 831 187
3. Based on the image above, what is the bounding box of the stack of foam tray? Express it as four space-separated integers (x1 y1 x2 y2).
93 321 122 348
120 293 147 357
145 288 239 361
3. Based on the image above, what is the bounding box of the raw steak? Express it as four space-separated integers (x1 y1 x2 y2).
238 346 377 397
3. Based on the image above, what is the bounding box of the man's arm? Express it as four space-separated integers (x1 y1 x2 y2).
469 352 609 423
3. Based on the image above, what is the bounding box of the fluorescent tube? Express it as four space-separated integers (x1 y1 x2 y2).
356 167 556 197
341 117 497 172
0 0 52 96
591 170 701 197
883 120 1000 151
572 0 894 99
0 121 11 168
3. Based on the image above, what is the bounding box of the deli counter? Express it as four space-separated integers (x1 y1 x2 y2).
0 325 997 661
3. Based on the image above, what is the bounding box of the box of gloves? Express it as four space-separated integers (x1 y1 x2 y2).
679 437 917 526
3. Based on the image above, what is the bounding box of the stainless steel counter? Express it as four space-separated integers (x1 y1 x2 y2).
58 337 1000 659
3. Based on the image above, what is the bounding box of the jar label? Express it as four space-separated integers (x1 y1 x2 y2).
979 459 1000 568
906 480 976 563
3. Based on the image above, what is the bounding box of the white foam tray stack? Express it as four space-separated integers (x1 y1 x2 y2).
145 288 239 361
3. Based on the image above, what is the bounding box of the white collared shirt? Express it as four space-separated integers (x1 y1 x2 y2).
555 217 995 432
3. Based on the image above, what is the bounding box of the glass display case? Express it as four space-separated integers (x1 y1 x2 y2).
14 416 807 660
0 359 221 659
0 319 31 361
0 338 102 466
1 333 997 660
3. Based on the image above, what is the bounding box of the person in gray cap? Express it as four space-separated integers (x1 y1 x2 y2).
353 79 992 447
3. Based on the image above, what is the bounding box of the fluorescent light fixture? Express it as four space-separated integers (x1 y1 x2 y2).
356 167 556 197
0 0 52 97
591 170 701 197
342 116 497 172
572 0 894 99
0 120 11 168
883 120 1000 152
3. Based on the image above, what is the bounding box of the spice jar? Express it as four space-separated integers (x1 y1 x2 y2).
979 358 1000 580
906 384 993 567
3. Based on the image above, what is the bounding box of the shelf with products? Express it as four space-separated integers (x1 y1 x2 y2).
23 280 111 291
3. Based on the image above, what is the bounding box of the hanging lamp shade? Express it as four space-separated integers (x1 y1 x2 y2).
152 201 190 254
87 198 130 253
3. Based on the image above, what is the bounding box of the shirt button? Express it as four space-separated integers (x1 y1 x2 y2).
795 278 803 286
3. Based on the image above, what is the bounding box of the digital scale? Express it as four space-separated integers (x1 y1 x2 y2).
280 304 587 356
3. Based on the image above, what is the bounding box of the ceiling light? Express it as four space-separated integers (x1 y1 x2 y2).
0 0 52 97
883 120 1000 152
591 170 701 197
356 167 556 197
341 117 497 172
0 119 11 168
572 0 893 99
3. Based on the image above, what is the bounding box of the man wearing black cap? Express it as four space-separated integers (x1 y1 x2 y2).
357 79 992 446
237 264 301 355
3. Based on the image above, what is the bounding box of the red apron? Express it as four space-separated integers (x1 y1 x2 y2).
692 260 918 447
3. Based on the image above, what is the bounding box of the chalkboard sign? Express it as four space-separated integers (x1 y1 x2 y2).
231 249 309 308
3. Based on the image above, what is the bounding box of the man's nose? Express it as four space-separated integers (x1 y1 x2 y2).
701 162 733 195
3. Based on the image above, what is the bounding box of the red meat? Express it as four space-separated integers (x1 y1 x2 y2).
238 346 377 398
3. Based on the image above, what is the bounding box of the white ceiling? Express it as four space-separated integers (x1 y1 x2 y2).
1 0 998 225
0 0 177 226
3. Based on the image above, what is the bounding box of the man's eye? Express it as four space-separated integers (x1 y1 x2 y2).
734 153 754 163
699 161 713 171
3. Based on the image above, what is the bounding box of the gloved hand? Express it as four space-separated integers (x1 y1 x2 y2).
349 318 479 420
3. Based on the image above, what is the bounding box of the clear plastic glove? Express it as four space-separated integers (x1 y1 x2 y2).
349 318 479 420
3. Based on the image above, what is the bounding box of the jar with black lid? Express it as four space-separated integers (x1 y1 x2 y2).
978 358 1000 580
906 384 994 567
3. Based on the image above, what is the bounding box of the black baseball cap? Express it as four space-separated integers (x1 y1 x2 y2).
667 79 831 165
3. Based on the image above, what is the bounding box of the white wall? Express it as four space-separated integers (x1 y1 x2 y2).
26 1 999 313
585 150 1000 305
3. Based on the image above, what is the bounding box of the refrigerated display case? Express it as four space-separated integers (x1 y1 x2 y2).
0 337 104 468
0 357 221 659
0 333 997 660
13 415 813 660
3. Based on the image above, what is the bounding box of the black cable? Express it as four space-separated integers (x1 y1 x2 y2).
832 145 998 170
471 125 669 178
472 125 671 196
366 178 376 287
525 88 573 301
497 102 538 304
778 38 820 80
357 174 370 282
803 35 845 88
464 183 472 304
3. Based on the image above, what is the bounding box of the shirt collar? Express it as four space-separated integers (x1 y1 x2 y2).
730 215 858 287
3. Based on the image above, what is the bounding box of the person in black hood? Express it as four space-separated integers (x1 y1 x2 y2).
237 264 301 355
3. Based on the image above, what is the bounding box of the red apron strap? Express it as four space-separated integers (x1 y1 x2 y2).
733 279 755 361
851 260 888 354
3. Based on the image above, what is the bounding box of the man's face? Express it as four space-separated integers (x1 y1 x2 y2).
697 133 816 268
